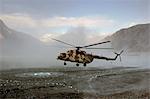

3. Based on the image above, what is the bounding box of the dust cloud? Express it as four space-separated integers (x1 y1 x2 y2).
0 21 149 70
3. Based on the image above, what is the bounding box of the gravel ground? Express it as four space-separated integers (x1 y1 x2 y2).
0 67 149 99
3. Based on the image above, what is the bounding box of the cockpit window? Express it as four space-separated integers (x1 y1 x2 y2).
60 53 66 57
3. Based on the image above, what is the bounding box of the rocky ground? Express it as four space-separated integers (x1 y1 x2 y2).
0 67 150 99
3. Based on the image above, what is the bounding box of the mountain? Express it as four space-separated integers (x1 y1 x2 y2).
0 19 46 56
0 19 53 69
104 24 150 52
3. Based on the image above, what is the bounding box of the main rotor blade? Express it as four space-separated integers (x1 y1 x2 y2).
82 41 111 48
84 47 114 49
49 45 74 48
52 38 75 47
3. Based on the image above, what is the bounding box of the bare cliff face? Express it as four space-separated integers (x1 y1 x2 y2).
104 24 150 52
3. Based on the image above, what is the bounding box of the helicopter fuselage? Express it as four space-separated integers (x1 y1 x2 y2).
57 49 94 64
53 38 123 67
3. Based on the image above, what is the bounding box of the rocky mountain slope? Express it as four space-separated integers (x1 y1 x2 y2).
0 19 52 69
104 24 150 52
0 19 45 56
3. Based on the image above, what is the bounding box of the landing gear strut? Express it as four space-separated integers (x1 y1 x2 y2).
64 62 67 65
76 63 79 66
83 63 86 67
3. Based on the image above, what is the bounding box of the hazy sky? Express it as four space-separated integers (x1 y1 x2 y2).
0 0 149 42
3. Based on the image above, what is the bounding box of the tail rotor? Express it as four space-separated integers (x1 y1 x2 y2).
114 50 124 61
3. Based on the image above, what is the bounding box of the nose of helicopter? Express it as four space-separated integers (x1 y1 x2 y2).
57 53 66 60
57 56 61 60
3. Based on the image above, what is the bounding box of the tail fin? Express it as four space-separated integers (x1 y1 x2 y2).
114 50 124 61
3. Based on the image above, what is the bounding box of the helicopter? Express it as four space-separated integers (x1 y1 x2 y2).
52 38 123 67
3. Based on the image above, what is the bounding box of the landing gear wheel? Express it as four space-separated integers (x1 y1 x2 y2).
64 62 67 65
76 63 79 66
83 63 86 67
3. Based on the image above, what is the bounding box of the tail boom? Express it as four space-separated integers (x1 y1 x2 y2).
93 50 124 61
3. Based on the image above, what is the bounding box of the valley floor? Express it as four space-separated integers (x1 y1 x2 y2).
0 67 150 99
